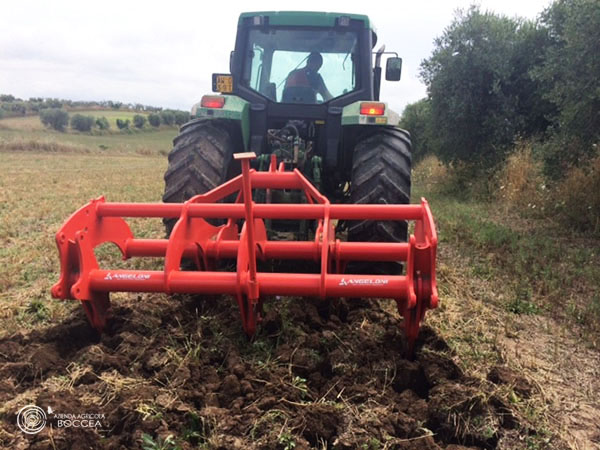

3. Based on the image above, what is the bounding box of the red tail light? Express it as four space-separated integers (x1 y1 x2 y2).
360 102 385 116
201 95 225 108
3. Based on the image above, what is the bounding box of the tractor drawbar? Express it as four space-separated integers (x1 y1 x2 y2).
52 153 438 350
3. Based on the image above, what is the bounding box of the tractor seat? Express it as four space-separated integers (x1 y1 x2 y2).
281 86 317 104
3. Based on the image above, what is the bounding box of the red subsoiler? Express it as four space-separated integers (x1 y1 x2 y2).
52 153 438 350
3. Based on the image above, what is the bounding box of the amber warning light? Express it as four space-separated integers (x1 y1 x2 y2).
201 96 225 109
360 102 385 116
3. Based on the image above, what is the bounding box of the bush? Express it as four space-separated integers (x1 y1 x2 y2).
44 98 63 109
553 153 600 233
40 108 69 131
116 118 130 130
412 155 449 194
70 114 95 132
174 111 190 126
95 116 110 130
11 103 26 115
494 143 547 213
160 110 175 126
414 155 492 202
400 99 435 163
148 113 161 127
133 114 147 129
534 133 595 180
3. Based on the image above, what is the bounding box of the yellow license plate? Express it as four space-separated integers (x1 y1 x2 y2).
213 74 233 93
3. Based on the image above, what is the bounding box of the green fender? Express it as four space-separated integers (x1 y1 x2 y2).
191 95 250 150
341 100 400 127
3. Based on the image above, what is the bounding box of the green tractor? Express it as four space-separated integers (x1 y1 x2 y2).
163 11 411 272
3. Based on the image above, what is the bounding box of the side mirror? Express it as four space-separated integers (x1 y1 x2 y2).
385 57 402 81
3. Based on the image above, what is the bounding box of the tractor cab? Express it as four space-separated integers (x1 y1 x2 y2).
195 12 403 182
230 12 402 106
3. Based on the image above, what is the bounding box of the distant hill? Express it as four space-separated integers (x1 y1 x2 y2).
0 94 185 119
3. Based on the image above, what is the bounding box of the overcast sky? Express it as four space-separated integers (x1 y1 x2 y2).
1 0 552 115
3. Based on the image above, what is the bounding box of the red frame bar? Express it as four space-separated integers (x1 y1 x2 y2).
89 270 408 299
124 239 409 262
97 202 425 221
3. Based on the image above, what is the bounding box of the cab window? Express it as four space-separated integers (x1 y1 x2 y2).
243 28 358 104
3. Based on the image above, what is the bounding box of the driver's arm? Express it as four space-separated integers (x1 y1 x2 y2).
316 74 333 101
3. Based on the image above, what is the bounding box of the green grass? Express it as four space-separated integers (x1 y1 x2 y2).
414 172 600 340
141 433 181 450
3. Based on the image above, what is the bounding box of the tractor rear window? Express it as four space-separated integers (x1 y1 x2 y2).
243 28 358 104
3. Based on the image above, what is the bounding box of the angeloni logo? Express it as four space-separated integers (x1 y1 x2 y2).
104 273 150 281
339 278 389 286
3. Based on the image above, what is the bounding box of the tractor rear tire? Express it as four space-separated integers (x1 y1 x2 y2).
348 126 412 274
162 119 237 235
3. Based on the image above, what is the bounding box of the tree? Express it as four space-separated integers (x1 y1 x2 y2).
96 116 110 130
400 99 436 163
148 113 161 127
133 114 147 129
420 7 547 168
174 111 190 126
532 0 600 172
116 118 130 130
70 114 95 132
10 102 26 116
40 108 69 131
44 98 63 108
160 110 175 126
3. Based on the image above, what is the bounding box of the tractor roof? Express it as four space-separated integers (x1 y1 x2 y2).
238 11 373 31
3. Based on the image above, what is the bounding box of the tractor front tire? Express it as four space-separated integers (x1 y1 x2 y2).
348 126 412 274
162 119 237 235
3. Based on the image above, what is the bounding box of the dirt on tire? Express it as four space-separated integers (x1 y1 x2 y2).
0 294 541 449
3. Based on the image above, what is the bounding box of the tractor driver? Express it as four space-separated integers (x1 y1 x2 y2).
284 52 333 102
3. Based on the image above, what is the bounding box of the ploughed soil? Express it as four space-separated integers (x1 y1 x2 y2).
0 293 541 449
